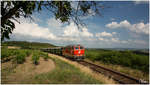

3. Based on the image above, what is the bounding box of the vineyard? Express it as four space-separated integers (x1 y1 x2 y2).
1 46 103 84
1 47 49 64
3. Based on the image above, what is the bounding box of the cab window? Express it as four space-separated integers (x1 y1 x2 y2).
80 46 84 49
75 46 79 50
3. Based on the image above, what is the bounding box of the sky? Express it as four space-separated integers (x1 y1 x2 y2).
9 1 149 49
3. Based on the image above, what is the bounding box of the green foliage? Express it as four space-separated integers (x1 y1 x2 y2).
1 1 38 41
25 50 31 56
32 52 40 65
1 19 15 40
15 51 26 64
36 51 49 61
1 48 10 59
53 1 72 22
85 49 149 73
43 53 49 61
1 47 17 61
1 47 32 63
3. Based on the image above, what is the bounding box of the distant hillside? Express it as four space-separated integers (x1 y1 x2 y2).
2 41 56 49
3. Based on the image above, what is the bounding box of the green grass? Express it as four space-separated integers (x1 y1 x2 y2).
31 57 101 84
85 49 149 73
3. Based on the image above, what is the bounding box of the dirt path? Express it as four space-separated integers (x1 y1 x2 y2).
7 46 20 49
2 56 55 84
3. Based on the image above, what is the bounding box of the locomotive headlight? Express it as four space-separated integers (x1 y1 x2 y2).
78 51 80 54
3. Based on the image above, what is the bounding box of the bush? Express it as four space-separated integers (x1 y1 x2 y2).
1 49 9 59
15 51 26 64
1 48 16 62
25 50 31 56
85 49 149 73
32 53 40 65
43 53 49 61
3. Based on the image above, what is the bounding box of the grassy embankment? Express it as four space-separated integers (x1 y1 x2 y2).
85 49 149 81
1 47 103 84
32 56 101 84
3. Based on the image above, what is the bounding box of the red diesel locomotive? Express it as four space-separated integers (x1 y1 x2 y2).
62 45 85 60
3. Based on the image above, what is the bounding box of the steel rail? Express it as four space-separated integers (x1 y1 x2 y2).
78 60 148 84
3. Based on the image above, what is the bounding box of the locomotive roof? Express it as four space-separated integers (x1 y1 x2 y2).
66 44 83 47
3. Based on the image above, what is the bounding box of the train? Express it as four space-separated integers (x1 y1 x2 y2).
41 44 85 60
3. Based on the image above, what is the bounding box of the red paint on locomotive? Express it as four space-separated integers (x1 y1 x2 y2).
62 45 85 60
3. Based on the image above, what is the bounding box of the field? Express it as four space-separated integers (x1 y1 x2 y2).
85 49 149 81
1 46 103 84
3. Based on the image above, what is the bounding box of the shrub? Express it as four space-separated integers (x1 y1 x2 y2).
85 49 149 73
43 53 49 61
15 51 26 64
25 50 31 56
1 49 9 59
1 48 15 62
32 53 40 65
12 49 20 56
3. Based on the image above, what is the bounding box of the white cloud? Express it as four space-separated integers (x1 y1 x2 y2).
131 22 149 35
106 20 149 35
111 37 119 43
128 39 147 45
112 32 117 35
106 22 120 29
10 17 148 49
95 31 130 44
134 0 149 4
97 37 125 44
98 38 104 41
95 31 122 44
13 21 57 40
96 31 116 37
12 17 94 44
63 22 93 38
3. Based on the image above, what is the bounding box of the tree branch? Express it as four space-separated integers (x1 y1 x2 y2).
1 3 22 26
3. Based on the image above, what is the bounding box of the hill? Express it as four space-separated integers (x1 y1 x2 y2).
2 41 56 49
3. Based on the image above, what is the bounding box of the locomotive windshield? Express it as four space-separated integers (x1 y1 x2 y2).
75 47 79 49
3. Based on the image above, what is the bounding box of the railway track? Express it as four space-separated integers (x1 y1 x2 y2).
77 60 148 84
